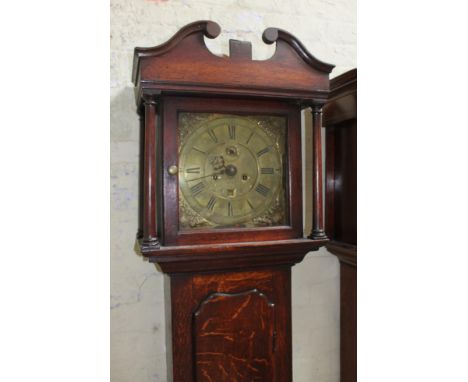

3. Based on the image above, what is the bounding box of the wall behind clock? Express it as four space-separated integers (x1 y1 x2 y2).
110 1 356 381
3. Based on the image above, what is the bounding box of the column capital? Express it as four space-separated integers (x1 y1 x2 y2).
310 104 324 113
142 94 157 106
300 101 325 111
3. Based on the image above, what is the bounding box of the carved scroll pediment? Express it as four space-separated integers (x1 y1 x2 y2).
132 20 334 102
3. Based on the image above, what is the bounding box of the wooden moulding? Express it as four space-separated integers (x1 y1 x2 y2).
323 68 357 127
326 240 357 267
145 239 328 274
132 20 334 104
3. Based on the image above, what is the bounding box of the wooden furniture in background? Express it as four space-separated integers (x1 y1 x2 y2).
323 68 357 382
132 21 334 381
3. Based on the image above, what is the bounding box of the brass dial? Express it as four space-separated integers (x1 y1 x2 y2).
178 113 287 229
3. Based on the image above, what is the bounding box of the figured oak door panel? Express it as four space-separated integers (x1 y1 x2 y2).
194 289 276 381
169 269 292 382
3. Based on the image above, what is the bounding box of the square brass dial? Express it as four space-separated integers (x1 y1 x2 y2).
178 113 288 230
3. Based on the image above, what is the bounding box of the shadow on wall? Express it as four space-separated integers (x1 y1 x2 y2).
110 86 144 260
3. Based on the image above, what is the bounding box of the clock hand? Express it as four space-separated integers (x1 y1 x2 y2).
186 155 227 182
187 169 225 182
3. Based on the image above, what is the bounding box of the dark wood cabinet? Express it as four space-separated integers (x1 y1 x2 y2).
323 68 357 382
132 21 334 381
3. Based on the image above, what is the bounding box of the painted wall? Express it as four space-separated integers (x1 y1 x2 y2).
110 1 356 381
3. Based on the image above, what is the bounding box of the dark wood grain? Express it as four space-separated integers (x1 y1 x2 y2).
323 68 357 382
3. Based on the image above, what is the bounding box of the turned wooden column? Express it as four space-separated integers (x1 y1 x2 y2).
309 104 327 240
142 95 159 248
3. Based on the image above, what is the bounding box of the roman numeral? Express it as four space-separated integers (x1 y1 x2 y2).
228 124 236 140
190 182 205 196
227 201 233 216
255 183 270 197
260 167 274 174
186 167 200 174
256 146 270 157
207 129 218 143
247 199 254 210
207 196 217 211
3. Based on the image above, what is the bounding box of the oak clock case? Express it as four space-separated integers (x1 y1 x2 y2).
132 20 333 382
162 97 303 246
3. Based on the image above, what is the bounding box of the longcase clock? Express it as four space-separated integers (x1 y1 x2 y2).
132 21 334 381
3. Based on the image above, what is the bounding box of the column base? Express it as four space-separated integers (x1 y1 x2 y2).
140 236 160 250
308 230 328 240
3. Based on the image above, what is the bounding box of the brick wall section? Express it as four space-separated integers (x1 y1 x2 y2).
111 1 356 381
